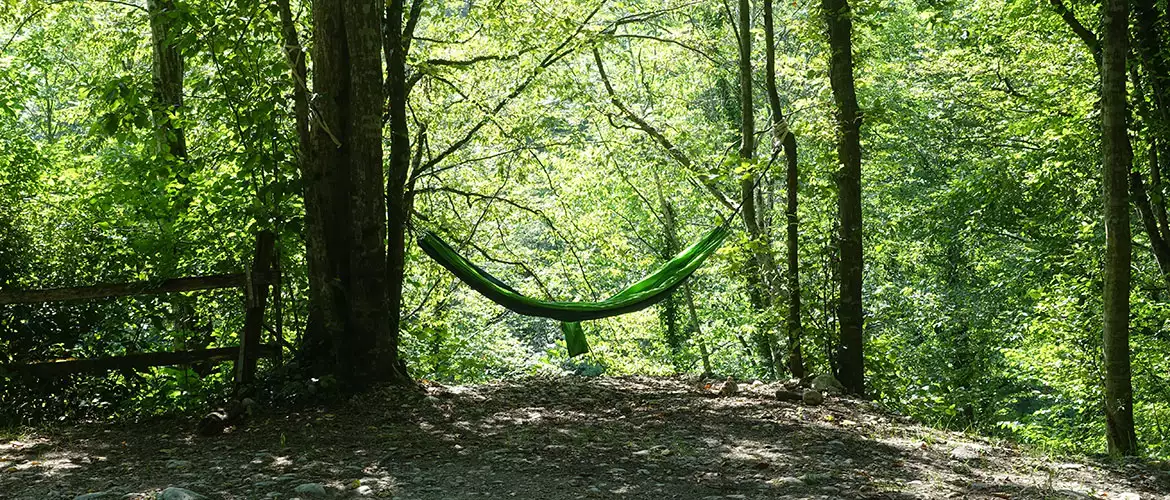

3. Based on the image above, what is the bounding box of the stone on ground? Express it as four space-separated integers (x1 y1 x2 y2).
157 487 208 500
802 389 824 406
810 374 845 395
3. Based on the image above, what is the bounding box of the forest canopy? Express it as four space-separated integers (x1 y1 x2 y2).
1 0 1168 461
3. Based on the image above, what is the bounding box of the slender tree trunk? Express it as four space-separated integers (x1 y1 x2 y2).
1130 172 1170 279
763 0 805 379
383 0 413 382
1101 0 1137 457
147 0 187 164
1151 142 1170 241
276 0 309 159
653 170 684 364
737 0 784 377
275 0 324 362
148 0 194 349
822 0 864 395
684 283 713 376
1130 68 1170 284
1132 0 1170 256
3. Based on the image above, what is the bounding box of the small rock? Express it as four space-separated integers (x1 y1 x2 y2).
810 374 845 394
157 487 208 500
802 390 824 406
355 485 373 496
74 493 116 500
800 472 829 484
719 377 739 396
771 476 803 486
950 462 972 474
949 444 983 461
293 483 327 497
775 389 802 402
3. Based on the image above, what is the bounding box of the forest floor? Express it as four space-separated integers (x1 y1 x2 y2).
2 376 1169 500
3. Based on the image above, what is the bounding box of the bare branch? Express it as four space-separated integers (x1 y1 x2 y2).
611 33 724 67
593 46 737 211
418 0 608 173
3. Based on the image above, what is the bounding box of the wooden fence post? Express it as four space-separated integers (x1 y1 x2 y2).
237 230 275 388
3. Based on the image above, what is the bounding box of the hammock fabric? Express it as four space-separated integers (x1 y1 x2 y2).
417 225 730 356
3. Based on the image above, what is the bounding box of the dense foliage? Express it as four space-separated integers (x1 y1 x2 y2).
2 0 1168 459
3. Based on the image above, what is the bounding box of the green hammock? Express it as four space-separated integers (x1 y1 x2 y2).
417 224 730 356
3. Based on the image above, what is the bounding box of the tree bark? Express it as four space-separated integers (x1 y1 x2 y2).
822 0 864 396
1101 0 1137 457
737 0 783 377
298 0 393 389
653 170 684 363
147 0 187 164
382 0 414 383
763 0 805 379
1134 0 1170 244
684 282 713 376
1130 172 1170 280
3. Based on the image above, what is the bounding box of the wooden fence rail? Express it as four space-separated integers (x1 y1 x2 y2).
0 274 247 305
0 231 278 390
0 345 280 378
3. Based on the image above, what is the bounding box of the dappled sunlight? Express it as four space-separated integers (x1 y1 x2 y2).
1 377 1167 498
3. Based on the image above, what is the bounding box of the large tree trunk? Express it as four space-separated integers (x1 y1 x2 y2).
822 0 864 395
1101 0 1137 457
763 0 805 379
298 0 392 389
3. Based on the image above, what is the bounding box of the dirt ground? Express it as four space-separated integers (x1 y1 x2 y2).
2 376 1169 499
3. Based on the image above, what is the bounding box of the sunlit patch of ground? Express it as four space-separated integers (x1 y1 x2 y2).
1 376 1168 499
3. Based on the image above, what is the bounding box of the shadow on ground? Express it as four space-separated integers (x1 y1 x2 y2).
1 376 1168 499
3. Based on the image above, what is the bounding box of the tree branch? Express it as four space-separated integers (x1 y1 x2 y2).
417 0 607 174
1048 0 1100 64
402 0 425 55
421 48 533 69
593 46 737 212
610 33 724 67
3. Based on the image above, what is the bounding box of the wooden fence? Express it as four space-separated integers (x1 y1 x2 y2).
0 231 279 388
